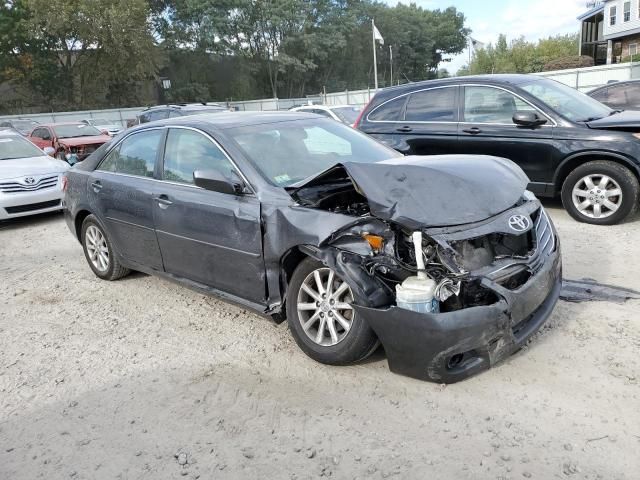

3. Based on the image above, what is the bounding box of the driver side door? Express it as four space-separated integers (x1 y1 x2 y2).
152 127 264 303
456 85 559 193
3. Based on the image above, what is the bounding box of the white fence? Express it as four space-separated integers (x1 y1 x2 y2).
2 62 640 126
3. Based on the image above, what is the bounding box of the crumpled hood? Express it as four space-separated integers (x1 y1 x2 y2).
586 110 640 129
58 135 111 147
0 155 69 180
293 155 529 228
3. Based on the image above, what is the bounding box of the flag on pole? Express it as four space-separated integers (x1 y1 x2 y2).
469 37 485 51
373 22 384 45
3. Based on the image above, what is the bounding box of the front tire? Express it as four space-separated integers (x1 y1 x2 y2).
286 258 379 365
561 160 639 225
81 214 130 280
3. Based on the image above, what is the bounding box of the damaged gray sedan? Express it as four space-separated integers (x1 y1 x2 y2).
63 112 561 383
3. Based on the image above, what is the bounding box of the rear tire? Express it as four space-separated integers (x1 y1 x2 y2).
286 258 379 365
81 214 130 281
561 160 638 225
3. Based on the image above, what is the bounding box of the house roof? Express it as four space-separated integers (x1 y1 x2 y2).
577 3 605 21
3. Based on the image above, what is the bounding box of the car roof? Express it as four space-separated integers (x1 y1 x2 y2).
379 74 541 94
589 79 640 93
130 111 319 131
37 122 86 127
142 104 224 112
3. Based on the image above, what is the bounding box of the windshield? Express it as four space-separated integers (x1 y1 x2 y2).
226 118 400 187
54 124 103 138
0 135 47 160
520 78 612 122
331 106 362 124
12 120 39 134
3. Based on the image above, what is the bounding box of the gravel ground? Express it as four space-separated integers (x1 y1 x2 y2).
1 201 639 480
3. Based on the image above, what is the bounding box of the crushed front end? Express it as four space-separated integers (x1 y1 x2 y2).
353 197 561 383
288 158 561 383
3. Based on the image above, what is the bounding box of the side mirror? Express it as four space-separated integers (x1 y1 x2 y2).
513 111 547 127
43 147 56 157
193 169 244 195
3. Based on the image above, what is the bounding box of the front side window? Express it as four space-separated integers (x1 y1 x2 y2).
463 86 537 124
98 130 162 177
624 2 631 21
163 129 235 185
405 87 457 122
611 6 617 25
368 96 407 121
227 118 400 187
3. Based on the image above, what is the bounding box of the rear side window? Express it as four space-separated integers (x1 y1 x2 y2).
590 88 608 103
162 128 235 185
98 130 162 177
405 88 457 121
368 96 407 121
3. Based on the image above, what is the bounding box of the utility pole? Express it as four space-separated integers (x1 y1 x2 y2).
390 45 393 87
372 19 378 90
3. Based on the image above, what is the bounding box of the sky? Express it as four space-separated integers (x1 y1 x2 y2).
382 0 590 73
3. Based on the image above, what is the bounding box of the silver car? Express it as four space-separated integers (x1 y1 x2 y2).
0 130 68 220
81 118 122 136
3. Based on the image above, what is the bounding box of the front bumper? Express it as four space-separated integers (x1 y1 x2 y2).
0 181 64 220
355 242 562 384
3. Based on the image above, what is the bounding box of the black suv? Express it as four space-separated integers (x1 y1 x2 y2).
357 74 640 225
136 103 226 124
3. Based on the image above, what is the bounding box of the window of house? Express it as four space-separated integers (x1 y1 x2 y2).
630 43 638 56
624 2 631 22
611 6 617 25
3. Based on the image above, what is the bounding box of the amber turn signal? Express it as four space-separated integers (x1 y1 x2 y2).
363 234 384 252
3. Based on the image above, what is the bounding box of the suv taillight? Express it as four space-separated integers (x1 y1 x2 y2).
353 99 372 129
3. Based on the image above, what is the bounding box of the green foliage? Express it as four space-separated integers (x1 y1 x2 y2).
465 33 580 75
0 0 470 113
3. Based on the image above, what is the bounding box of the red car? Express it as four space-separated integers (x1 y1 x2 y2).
28 123 111 162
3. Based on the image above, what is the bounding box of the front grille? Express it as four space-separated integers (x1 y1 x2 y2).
5 199 61 214
0 175 59 193
534 208 555 256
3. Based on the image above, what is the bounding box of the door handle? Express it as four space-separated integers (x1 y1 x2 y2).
396 126 413 133
154 194 173 208
462 127 482 135
91 181 102 192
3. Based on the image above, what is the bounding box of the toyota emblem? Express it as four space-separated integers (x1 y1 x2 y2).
24 177 36 185
508 214 531 232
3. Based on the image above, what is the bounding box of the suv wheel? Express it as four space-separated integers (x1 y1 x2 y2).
561 161 639 225
81 215 130 280
286 258 379 365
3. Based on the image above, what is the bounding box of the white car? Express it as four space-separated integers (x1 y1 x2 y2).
290 105 362 126
80 118 122 136
0 130 69 220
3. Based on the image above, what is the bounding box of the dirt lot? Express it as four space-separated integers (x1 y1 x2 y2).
1 202 639 480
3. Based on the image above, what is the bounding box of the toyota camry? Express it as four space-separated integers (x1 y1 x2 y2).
63 112 561 383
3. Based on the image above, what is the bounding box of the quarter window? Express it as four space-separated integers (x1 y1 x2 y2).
97 130 162 177
405 88 457 121
464 86 538 124
163 129 235 185
610 6 617 25
368 96 407 121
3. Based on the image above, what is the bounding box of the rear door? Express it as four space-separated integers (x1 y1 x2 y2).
152 127 264 303
89 129 165 270
396 86 460 155
456 85 558 189
362 86 459 155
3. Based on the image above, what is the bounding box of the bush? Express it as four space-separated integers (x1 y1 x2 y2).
542 55 595 72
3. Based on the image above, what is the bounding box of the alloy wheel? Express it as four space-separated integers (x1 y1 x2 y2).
296 267 355 347
85 225 110 272
571 174 623 219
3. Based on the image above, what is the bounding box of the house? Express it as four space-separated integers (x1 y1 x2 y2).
579 0 640 64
